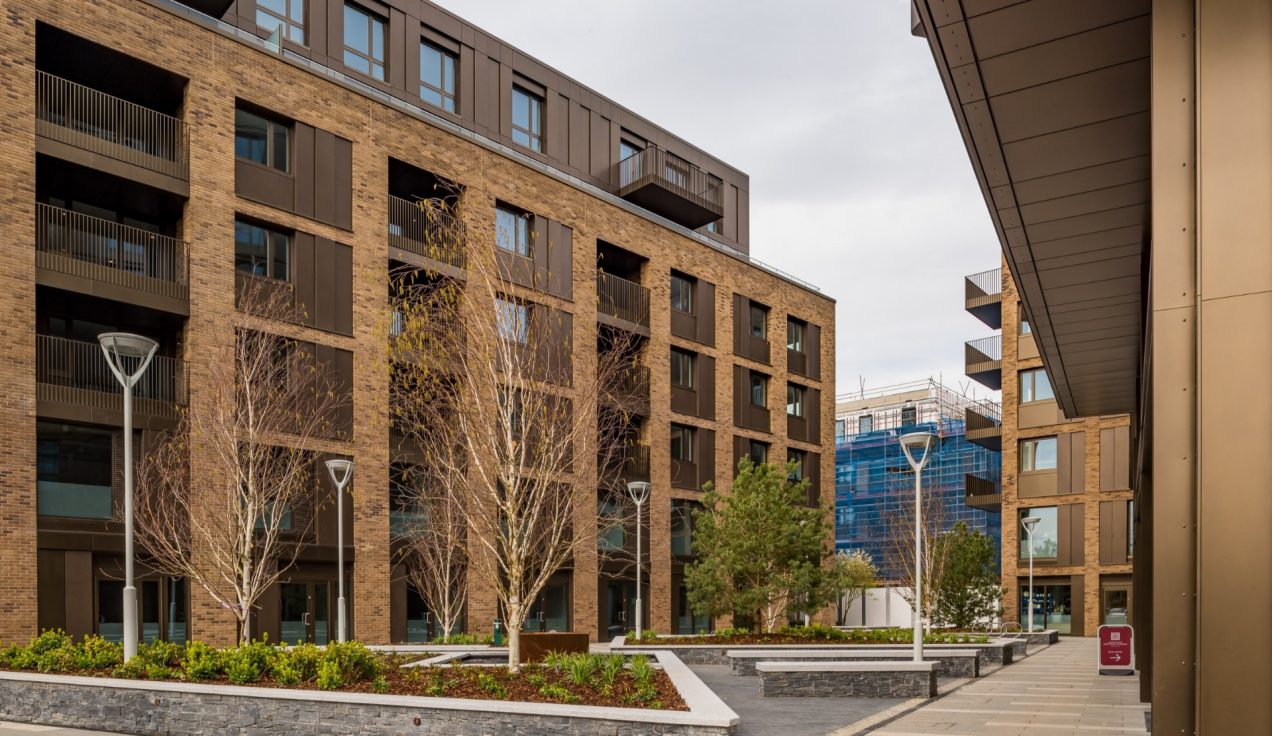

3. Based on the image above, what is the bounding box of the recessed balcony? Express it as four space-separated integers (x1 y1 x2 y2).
599 443 651 486
36 334 188 424
601 363 651 418
965 401 1002 452
965 268 1002 329
387 195 466 273
965 334 1002 390
616 146 723 229
596 272 650 334
964 474 1001 513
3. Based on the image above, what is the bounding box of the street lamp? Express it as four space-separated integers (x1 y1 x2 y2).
898 431 936 664
325 458 353 643
99 332 159 662
626 481 651 639
1021 516 1041 633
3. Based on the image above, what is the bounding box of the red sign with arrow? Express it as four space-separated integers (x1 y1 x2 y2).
1098 625 1134 675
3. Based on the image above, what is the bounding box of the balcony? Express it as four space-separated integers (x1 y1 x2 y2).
387 195 467 272
965 400 1002 451
599 443 651 486
36 334 188 423
36 71 189 181
965 334 1002 390
601 363 651 417
36 203 189 311
597 272 650 333
616 146 723 229
964 474 1002 513
965 268 1002 329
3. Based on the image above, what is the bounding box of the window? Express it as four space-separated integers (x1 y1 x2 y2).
1019 506 1059 559
670 424 696 462
343 3 386 81
670 272 694 314
235 220 291 281
1020 368 1055 403
670 348 695 389
787 449 806 481
901 404 916 427
495 204 532 257
786 383 805 417
511 85 544 152
419 39 457 113
749 373 768 407
747 439 769 465
671 501 697 557
598 496 625 552
256 0 305 44
705 219 721 234
749 303 768 339
663 152 690 188
858 414 873 433
1020 436 1058 471
787 318 805 353
619 138 643 163
37 422 114 519
234 108 290 172
1020 304 1033 335
496 298 528 344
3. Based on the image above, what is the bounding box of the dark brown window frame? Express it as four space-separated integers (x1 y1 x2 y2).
343 2 387 82
670 423 696 463
255 0 306 45
670 347 695 389
511 83 545 153
419 33 458 113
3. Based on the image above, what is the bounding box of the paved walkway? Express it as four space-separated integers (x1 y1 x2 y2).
864 638 1148 735
0 725 114 735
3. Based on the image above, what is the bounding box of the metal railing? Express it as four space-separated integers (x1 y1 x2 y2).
602 363 650 415
35 71 189 179
964 267 1002 307
36 334 188 417
36 203 188 300
965 403 1002 435
597 271 650 328
617 146 724 214
599 443 651 484
965 334 1002 369
964 474 1002 509
387 195 467 269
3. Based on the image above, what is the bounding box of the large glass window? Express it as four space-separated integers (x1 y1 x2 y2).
670 272 694 314
234 219 291 282
419 39 457 113
671 501 697 557
597 496 625 552
343 3 386 81
256 0 305 44
511 85 544 152
495 204 532 257
37 421 113 519
670 348 695 389
749 302 768 339
1019 506 1059 560
787 318 805 352
234 108 290 172
787 449 806 481
787 384 805 417
747 439 769 465
1020 436 1058 471
495 298 528 344
858 414 873 434
676 584 711 634
1020 368 1055 403
750 372 768 406
1021 584 1071 634
670 424 696 463
619 138 642 163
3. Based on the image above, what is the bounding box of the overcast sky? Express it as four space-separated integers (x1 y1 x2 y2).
432 0 1003 404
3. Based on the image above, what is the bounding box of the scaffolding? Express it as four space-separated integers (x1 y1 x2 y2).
834 379 1002 581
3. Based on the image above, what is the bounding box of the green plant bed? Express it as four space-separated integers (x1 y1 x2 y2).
625 624 989 646
0 631 685 711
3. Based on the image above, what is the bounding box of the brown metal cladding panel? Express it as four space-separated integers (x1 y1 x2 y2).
1056 433 1071 493
1070 431 1085 492
1069 502 1085 567
670 309 696 342
333 136 353 229
547 221 573 301
732 364 744 426
698 428 714 487
589 113 610 183
1070 573 1085 637
549 92 568 161
236 159 297 214
257 582 280 644
293 122 316 219
1056 504 1071 565
732 294 745 356
1100 500 1128 565
806 323 821 380
498 65 514 142
698 354 715 420
736 185 750 252
807 387 820 444
37 549 65 633
333 241 353 336
1019 470 1057 498
293 232 317 329
313 131 337 226
387 8 406 90
787 414 807 443
732 434 747 477
1115 425 1130 489
808 452 821 504
334 347 354 436
390 573 406 643
65 550 93 638
697 280 715 347
473 54 498 135
670 385 696 417
568 102 589 175
1100 428 1115 490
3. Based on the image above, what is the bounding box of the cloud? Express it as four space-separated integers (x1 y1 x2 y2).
432 0 1003 399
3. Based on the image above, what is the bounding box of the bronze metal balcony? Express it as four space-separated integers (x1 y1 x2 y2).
965 400 1002 452
596 272 650 331
965 334 1002 390
601 363 651 417
36 203 189 306
387 195 467 271
616 146 724 229
599 443 651 486
36 334 188 421
964 473 1002 512
965 268 1002 329
35 71 189 180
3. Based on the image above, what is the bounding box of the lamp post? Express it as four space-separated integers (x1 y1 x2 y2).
1021 516 1041 633
898 431 936 664
325 458 353 643
626 481 651 639
99 333 159 662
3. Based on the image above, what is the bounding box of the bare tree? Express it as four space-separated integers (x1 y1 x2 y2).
886 478 951 633
135 277 346 643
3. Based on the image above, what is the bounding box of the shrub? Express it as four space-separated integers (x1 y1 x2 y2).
476 672 507 699
599 654 624 688
715 626 750 638
30 630 71 655
222 644 270 685
36 648 76 673
564 653 599 686
316 659 343 691
182 641 221 681
74 636 122 670
432 633 481 645
111 658 147 680
371 675 390 694
320 641 379 685
137 640 184 669
271 643 322 685
146 664 180 680
424 673 447 697
538 683 579 703
525 671 546 687
628 655 654 685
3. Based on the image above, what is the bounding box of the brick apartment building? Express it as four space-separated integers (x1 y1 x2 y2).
0 0 834 646
964 265 1132 637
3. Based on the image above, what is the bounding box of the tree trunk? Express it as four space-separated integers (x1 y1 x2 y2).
506 599 524 672
240 613 251 645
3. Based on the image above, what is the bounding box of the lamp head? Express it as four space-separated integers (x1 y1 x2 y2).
325 458 354 489
626 481 651 506
97 332 159 385
898 431 937 471
1021 516 1041 533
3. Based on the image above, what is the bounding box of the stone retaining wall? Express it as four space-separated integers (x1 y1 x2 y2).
756 663 937 699
727 651 978 678
615 638 1013 669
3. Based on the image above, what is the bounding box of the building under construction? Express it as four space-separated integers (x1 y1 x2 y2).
834 379 1002 581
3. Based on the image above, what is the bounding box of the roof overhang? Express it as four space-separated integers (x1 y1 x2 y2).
912 0 1151 418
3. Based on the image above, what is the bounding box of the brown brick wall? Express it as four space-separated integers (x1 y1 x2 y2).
2 0 835 644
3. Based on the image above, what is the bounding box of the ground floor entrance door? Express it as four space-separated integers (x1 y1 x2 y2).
279 581 331 645
605 582 635 639
1101 578 1132 626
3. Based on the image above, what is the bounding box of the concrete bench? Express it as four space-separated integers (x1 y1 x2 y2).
756 661 938 698
727 649 978 678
